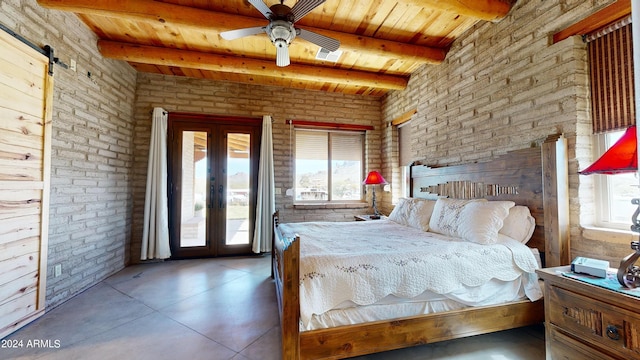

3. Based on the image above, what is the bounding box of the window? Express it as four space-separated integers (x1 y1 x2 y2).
294 129 365 202
594 130 638 230
585 20 637 230
398 122 412 198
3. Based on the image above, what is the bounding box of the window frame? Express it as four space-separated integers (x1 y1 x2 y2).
593 130 638 230
293 127 366 204
397 121 412 199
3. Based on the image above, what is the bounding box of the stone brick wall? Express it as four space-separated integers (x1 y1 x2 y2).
1 0 138 308
381 0 628 263
130 74 382 262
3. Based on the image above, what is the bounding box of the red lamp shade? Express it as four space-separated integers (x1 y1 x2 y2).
363 171 388 185
579 125 638 175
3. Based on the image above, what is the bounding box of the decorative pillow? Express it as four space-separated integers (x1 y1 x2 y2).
428 198 484 237
429 198 515 244
499 205 536 244
458 201 515 244
388 198 410 224
388 198 436 231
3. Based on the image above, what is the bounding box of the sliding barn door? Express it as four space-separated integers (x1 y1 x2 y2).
0 29 53 338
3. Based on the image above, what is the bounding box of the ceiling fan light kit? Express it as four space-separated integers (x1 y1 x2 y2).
220 0 340 67
267 20 295 67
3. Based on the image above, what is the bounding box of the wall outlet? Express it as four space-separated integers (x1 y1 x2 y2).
275 187 281 195
54 264 62 277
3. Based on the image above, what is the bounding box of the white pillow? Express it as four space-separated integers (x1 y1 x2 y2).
388 198 436 231
429 198 515 244
499 205 536 244
458 201 515 244
388 198 410 224
428 198 482 237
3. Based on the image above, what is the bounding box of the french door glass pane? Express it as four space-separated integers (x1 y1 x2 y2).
180 131 207 247
226 133 251 245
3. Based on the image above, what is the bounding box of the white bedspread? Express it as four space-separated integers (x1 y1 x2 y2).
277 220 543 329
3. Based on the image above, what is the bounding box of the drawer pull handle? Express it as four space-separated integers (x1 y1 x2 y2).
606 325 620 340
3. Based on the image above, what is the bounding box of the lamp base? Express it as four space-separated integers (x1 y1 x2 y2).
371 187 380 218
618 198 640 288
617 241 640 288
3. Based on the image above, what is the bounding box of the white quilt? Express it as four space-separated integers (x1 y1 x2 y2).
277 220 543 329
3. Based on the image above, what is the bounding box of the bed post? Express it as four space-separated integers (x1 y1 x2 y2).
271 210 279 279
273 211 301 359
541 134 570 267
281 237 300 360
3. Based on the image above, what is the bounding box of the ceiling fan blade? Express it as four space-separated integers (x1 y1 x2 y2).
248 0 272 19
276 42 290 67
297 28 340 52
220 26 265 40
290 0 326 22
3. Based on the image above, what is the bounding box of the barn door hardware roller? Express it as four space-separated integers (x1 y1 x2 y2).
0 22 68 75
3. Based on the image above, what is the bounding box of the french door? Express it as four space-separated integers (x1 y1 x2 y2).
168 114 261 258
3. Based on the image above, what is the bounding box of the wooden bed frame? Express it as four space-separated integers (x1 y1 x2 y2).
272 135 570 360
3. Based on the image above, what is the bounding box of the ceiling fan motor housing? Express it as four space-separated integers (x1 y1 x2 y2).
267 20 296 47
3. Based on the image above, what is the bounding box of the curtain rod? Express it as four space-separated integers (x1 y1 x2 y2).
287 119 374 131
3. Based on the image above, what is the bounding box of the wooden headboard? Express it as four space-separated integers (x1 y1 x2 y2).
410 134 570 267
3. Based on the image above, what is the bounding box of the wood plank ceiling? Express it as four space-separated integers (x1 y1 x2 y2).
37 0 516 96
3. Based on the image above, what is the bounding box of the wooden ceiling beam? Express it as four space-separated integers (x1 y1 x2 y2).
399 0 515 22
97 40 409 90
37 0 446 65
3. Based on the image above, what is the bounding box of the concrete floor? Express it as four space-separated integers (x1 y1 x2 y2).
2 256 546 360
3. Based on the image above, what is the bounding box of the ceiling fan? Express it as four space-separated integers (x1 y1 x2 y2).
220 0 340 67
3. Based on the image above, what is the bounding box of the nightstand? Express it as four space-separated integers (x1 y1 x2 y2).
354 215 387 221
536 266 640 360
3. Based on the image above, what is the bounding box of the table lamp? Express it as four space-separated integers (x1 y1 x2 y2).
579 125 640 287
363 171 387 219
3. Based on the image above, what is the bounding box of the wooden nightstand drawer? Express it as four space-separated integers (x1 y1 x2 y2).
548 326 618 360
547 284 640 358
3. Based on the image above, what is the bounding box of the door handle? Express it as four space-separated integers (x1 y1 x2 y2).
209 182 215 209
219 185 224 209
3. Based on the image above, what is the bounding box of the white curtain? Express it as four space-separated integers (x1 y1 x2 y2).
252 115 275 253
141 107 171 260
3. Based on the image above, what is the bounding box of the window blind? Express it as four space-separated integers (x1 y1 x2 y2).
331 132 363 162
398 122 412 166
588 22 635 133
295 130 328 161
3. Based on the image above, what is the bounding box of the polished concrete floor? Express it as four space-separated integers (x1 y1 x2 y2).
2 256 546 360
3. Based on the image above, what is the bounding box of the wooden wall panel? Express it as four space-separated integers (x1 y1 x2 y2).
0 189 42 219
0 28 52 339
0 269 38 307
0 291 38 332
